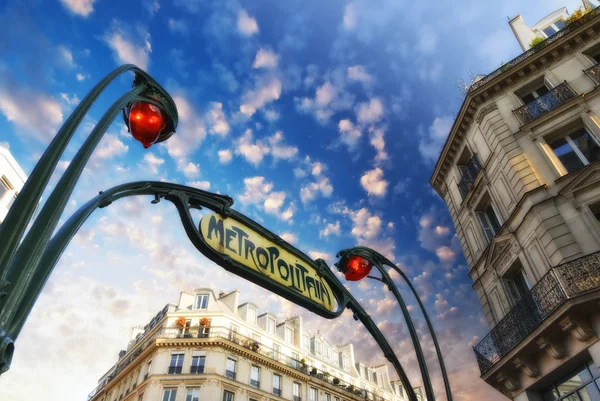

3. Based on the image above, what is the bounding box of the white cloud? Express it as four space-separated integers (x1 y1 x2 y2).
279 232 298 244
347 65 373 85
60 93 80 106
436 246 456 264
103 21 152 71
144 0 160 16
295 79 355 125
240 78 282 117
300 176 333 204
218 149 233 164
187 180 210 190
349 207 395 260
59 0 96 17
166 94 206 170
338 119 362 151
239 176 293 221
168 18 189 35
293 167 307 178
139 152 164 174
417 26 437 54
360 167 388 197
238 9 259 36
268 132 298 160
355 97 384 125
235 129 270 166
182 162 200 178
320 221 341 238
419 115 453 164
343 3 357 30
57 46 76 69
252 48 279 69
368 127 388 165
206 102 229 136
0 85 63 142
263 109 280 122
311 162 324 176
75 73 88 81
309 250 333 264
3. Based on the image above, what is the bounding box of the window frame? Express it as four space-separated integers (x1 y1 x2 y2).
185 388 200 401
476 201 501 243
191 355 205 374
222 390 235 401
548 127 600 174
195 294 209 310
162 388 177 401
169 353 184 374
250 365 260 388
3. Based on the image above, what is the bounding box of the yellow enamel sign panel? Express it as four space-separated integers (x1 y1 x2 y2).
199 213 335 312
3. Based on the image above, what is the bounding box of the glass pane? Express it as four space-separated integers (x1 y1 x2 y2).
541 387 559 401
558 366 592 396
485 206 501 232
588 360 600 378
550 137 585 173
571 130 600 164
543 26 557 37
536 85 550 97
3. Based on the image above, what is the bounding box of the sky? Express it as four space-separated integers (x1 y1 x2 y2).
0 0 589 400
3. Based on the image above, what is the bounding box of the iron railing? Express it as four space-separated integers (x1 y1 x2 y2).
513 82 577 125
250 379 260 388
458 154 482 199
293 396 302 401
273 388 282 396
469 6 600 92
585 64 600 85
168 366 182 374
474 251 600 374
190 365 204 374
225 370 236 380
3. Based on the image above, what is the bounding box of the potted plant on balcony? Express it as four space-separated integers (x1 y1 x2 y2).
333 377 340 385
251 340 260 352
310 367 317 375
199 317 211 338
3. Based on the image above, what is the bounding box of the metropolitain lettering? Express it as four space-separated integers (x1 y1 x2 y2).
205 215 332 310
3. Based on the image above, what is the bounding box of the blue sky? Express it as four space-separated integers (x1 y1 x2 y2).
0 0 588 400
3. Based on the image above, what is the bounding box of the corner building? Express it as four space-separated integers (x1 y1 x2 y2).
431 3 600 401
88 289 423 401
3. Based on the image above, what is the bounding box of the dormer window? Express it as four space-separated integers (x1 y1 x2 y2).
267 317 276 334
284 327 294 343
247 307 257 325
539 20 565 37
195 294 209 310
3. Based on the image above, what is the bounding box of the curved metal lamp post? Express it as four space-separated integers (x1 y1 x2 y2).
0 65 178 374
336 246 453 401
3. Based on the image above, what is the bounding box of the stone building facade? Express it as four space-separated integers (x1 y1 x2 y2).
87 288 423 401
0 144 27 224
431 4 600 401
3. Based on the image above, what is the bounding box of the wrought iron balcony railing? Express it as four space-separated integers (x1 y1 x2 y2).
473 251 600 374
225 370 236 380
190 365 204 374
458 154 482 199
168 366 182 374
273 388 281 396
250 379 260 388
513 82 577 125
585 63 600 85
293 396 302 401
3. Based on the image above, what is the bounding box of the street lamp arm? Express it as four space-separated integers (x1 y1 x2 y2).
0 84 147 334
386 263 453 401
0 65 145 278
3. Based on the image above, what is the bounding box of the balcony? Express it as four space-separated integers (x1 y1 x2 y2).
473 251 600 374
168 366 182 374
293 397 302 401
585 63 600 85
513 82 577 125
458 154 482 199
250 379 260 388
273 388 282 396
225 370 236 380
190 365 204 374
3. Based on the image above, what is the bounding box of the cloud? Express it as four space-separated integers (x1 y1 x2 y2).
417 26 437 54
320 221 341 238
59 0 97 17
182 162 200 178
240 77 282 117
347 65 373 85
218 149 233 164
338 119 362 151
279 232 298 244
57 45 76 69
187 180 211 190
268 131 298 160
213 63 239 93
368 127 388 165
0 82 63 142
343 3 357 30
263 109 280 122
75 73 88 81
360 167 388 197
295 78 354 124
166 93 206 172
138 152 164 174
235 129 270 166
103 20 151 71
419 115 453 164
436 246 456 264
206 102 229 136
253 48 279 69
238 9 259 36
308 250 333 264
168 18 189 36
59 93 80 107
143 0 160 16
239 176 294 221
355 97 384 125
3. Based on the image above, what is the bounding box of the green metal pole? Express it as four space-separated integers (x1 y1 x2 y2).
0 84 146 336
0 65 139 282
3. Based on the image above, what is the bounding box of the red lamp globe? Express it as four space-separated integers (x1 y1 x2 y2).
128 102 167 148
343 255 373 281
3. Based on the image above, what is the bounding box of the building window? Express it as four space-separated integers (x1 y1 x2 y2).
273 344 281 361
292 352 300 368
267 317 276 334
185 388 200 401
229 324 240 342
324 346 330 360
376 373 382 386
503 262 532 305
324 393 331 401
248 307 257 325
138 393 144 401
250 365 260 388
303 334 310 350
162 389 177 401
519 82 550 104
191 355 205 374
285 327 294 343
168 354 184 374
222 390 235 401
539 20 565 38
226 357 237 380
541 360 600 401
308 387 317 401
476 194 501 242
0 176 11 200
144 360 152 379
195 294 209 309
293 382 301 401
548 128 600 174
273 374 281 396
342 354 348 370
589 201 600 223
